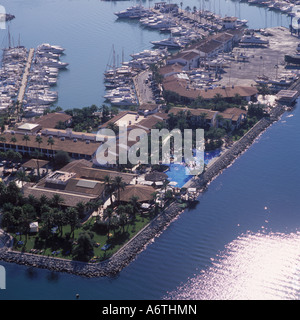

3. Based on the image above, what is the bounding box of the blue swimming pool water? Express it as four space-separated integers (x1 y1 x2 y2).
166 150 222 188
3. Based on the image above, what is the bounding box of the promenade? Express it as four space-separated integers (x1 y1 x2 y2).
133 70 156 105
16 48 35 112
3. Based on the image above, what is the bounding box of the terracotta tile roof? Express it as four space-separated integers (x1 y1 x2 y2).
23 185 98 207
22 159 50 169
163 75 258 100
60 159 137 184
159 63 184 75
30 112 72 129
168 107 217 120
119 184 156 202
0 132 101 156
219 108 247 122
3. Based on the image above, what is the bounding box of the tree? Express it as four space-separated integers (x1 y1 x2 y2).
75 201 86 219
41 209 55 237
50 194 65 209
73 231 94 262
119 211 128 233
47 137 55 153
65 207 79 238
129 196 141 219
6 181 22 206
54 150 70 167
104 175 114 205
35 135 43 151
31 149 42 179
104 207 113 239
16 169 29 192
112 176 125 205
107 122 119 135
0 136 6 143
22 134 30 147
10 136 17 144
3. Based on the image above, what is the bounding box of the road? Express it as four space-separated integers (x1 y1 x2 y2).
133 70 156 105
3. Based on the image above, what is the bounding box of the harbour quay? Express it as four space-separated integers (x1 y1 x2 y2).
217 26 300 88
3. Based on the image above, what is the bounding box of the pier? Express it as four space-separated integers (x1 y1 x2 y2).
16 48 34 114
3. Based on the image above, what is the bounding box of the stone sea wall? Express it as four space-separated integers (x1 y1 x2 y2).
0 201 182 277
0 104 287 277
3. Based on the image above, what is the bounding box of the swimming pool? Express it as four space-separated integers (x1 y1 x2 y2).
165 149 222 188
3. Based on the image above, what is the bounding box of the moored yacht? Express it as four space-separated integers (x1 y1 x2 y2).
114 5 151 19
37 43 65 54
240 34 269 46
151 37 182 49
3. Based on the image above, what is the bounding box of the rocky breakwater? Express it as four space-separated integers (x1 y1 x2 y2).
0 201 182 277
190 104 287 190
0 104 288 277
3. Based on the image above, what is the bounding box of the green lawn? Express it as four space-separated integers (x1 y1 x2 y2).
12 212 156 262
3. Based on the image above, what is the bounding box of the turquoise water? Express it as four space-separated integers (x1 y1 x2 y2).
165 150 222 187
166 163 192 188
0 0 299 300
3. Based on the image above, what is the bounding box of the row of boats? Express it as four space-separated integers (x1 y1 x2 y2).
245 0 300 15
0 46 28 114
103 47 168 106
23 43 68 117
114 5 247 50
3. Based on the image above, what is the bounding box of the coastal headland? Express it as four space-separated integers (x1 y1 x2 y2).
0 101 290 277
0 2 300 276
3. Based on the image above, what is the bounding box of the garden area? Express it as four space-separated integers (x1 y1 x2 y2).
0 174 160 262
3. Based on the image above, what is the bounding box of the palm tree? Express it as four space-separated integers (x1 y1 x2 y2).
112 176 125 205
47 137 55 155
35 135 43 151
104 207 113 239
22 134 30 147
65 207 79 238
10 136 17 144
107 122 119 134
16 169 29 193
32 149 42 179
103 175 114 205
0 136 6 143
129 195 140 219
50 194 65 209
216 114 224 128
185 6 191 14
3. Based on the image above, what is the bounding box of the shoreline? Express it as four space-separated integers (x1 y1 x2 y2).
0 103 288 277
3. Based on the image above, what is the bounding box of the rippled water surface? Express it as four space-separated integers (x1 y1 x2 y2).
0 0 299 300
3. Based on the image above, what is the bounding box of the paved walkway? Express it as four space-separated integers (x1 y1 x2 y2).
17 48 34 109
133 70 155 105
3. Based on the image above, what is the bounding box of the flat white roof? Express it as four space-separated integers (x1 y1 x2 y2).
18 123 39 131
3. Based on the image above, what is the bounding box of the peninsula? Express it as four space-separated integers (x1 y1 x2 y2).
0 2 299 277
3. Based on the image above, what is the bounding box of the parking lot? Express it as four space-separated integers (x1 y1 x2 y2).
217 27 300 87
0 160 23 183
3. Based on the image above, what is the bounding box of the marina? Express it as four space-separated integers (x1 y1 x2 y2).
0 41 68 118
0 0 300 300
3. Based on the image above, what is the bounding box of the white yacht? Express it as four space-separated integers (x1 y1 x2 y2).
114 5 151 19
36 57 69 69
37 43 65 54
151 37 182 49
240 34 269 46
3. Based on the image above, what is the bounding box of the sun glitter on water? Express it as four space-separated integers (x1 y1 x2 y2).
165 231 300 300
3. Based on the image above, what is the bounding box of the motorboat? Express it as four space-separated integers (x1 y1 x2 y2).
37 43 65 54
240 34 269 46
36 57 69 69
151 37 182 49
114 5 151 19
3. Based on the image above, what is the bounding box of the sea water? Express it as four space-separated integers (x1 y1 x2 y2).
0 0 298 300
